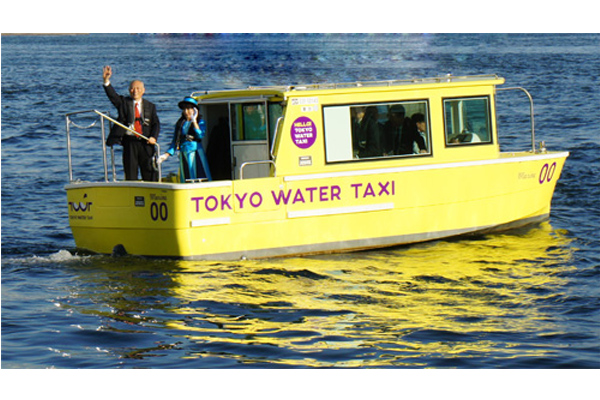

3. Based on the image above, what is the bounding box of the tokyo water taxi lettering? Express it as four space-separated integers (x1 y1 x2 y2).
190 179 396 214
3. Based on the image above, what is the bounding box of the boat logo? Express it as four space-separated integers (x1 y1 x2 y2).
291 116 317 149
68 193 92 212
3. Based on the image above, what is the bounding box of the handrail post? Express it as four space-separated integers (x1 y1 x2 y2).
497 87 536 152
100 115 109 182
66 115 73 182
110 146 117 181
270 116 283 160
156 143 162 182
524 89 535 152
93 110 162 181
65 109 162 183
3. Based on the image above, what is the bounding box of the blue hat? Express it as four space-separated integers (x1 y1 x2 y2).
179 96 199 110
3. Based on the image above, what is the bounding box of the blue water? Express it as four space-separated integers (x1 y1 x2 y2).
2 33 599 370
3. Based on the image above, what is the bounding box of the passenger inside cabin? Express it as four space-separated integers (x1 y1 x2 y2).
244 105 266 140
448 131 482 143
358 106 383 158
411 113 429 154
381 105 411 155
381 105 428 155
348 102 430 159
351 107 366 157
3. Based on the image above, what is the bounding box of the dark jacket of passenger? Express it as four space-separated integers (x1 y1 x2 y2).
103 83 160 146
382 118 426 155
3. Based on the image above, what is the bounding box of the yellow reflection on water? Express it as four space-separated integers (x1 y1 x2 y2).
165 222 575 367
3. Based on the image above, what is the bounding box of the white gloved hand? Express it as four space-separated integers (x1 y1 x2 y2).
157 153 169 164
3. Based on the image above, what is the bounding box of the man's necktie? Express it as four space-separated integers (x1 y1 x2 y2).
134 103 142 136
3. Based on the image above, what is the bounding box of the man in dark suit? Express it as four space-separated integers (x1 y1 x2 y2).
381 104 427 155
103 65 160 181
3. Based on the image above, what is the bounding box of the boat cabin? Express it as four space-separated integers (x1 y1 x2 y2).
194 75 504 183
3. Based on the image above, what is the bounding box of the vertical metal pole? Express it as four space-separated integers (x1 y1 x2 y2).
271 116 283 160
523 88 536 152
66 116 73 182
100 114 109 182
228 102 237 179
111 147 117 181
156 144 162 182
496 87 536 152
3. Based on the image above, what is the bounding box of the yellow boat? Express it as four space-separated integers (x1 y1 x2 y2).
65 75 568 259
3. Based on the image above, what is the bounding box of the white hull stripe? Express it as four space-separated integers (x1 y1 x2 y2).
190 204 394 225
288 202 394 218
190 217 231 227
285 152 570 182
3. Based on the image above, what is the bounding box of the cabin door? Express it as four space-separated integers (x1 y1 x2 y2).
230 101 271 179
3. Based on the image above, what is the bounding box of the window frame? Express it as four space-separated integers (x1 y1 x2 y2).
322 99 432 164
442 95 493 147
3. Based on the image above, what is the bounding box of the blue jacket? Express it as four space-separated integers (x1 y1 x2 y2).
166 116 212 181
166 117 206 156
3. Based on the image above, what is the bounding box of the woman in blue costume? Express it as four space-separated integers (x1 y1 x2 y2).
158 97 212 182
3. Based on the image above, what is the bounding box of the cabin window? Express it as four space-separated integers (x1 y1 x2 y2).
444 97 492 145
231 103 268 141
323 100 430 162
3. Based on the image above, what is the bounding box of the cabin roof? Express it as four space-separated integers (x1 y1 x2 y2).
191 74 505 103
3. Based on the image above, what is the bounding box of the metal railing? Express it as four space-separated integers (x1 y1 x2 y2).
270 116 284 160
192 74 502 97
496 87 536 153
65 110 161 183
240 160 276 180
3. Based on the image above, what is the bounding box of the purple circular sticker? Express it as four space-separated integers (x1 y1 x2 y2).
291 116 317 149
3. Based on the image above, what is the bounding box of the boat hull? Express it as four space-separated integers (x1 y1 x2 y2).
66 151 568 260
